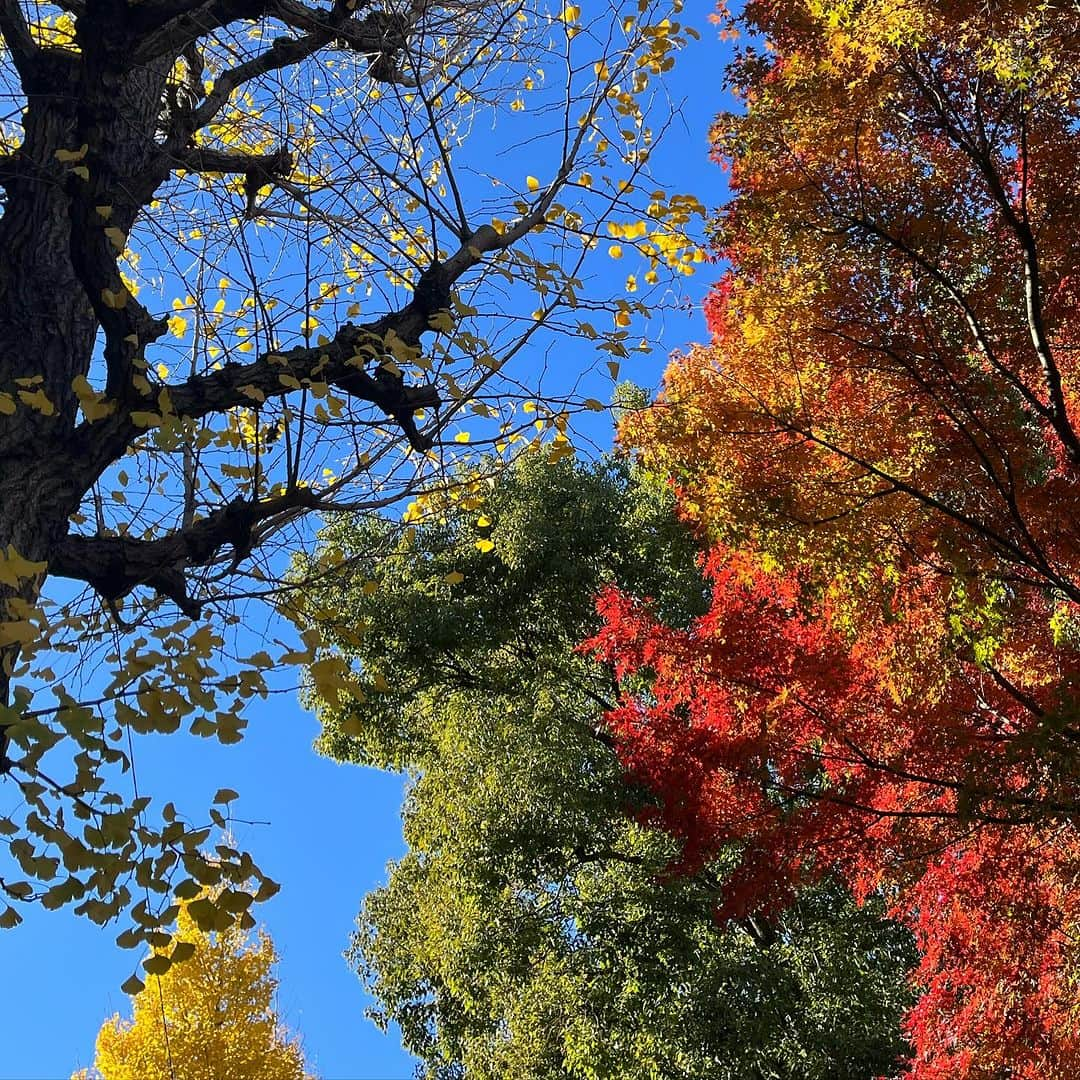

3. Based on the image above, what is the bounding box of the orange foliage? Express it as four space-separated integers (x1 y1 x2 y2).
606 1 1080 1075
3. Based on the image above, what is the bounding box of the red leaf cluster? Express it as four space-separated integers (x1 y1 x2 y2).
601 2 1080 1072
589 549 1080 1076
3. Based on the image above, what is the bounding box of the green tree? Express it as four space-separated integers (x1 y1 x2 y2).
300 454 917 1080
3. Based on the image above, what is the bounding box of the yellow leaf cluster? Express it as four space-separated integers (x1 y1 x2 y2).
74 898 313 1080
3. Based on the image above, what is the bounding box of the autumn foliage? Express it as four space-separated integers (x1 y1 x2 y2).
588 552 1080 1076
595 1 1080 1076
75 896 311 1080
0 0 706 956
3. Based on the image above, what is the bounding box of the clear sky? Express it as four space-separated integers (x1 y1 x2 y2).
0 10 732 1079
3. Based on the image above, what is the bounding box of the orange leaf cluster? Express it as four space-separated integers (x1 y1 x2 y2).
600 1 1080 1075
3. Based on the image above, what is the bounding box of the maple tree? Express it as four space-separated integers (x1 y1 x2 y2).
74 892 312 1079
0 0 705 967
301 455 916 1079
595 1 1080 1076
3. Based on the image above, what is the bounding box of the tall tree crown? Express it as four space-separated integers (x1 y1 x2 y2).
604 2 1080 1075
75 894 312 1080
301 456 916 1080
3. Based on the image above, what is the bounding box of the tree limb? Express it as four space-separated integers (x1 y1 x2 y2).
132 0 397 77
69 221 517 486
51 488 320 617
0 0 38 81
129 0 268 65
174 146 294 215
162 321 442 448
175 146 293 176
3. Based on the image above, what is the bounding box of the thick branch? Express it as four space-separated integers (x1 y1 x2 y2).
70 224 515 485
125 0 231 28
176 146 293 215
166 324 442 450
66 197 170 399
147 6 411 164
175 146 293 176
130 0 268 65
52 489 319 617
133 0 395 73
0 0 38 81
163 231 511 433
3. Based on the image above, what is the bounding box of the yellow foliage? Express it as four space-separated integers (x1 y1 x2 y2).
73 899 313 1080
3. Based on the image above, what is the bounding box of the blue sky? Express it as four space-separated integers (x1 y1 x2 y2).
0 9 733 1079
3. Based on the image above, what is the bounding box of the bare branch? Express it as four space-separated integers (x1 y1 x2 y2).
175 145 293 176
66 226 516 481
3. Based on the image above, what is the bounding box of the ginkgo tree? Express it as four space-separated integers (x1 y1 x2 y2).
74 892 313 1079
0 0 704 974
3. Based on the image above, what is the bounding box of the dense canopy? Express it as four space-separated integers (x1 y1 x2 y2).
301 456 916 1079
599 1 1080 1076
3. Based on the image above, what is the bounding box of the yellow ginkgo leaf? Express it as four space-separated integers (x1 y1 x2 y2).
0 546 48 588
101 287 128 309
18 388 54 415
526 175 540 193
444 571 465 585
71 375 115 421
54 143 88 163
475 538 495 553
